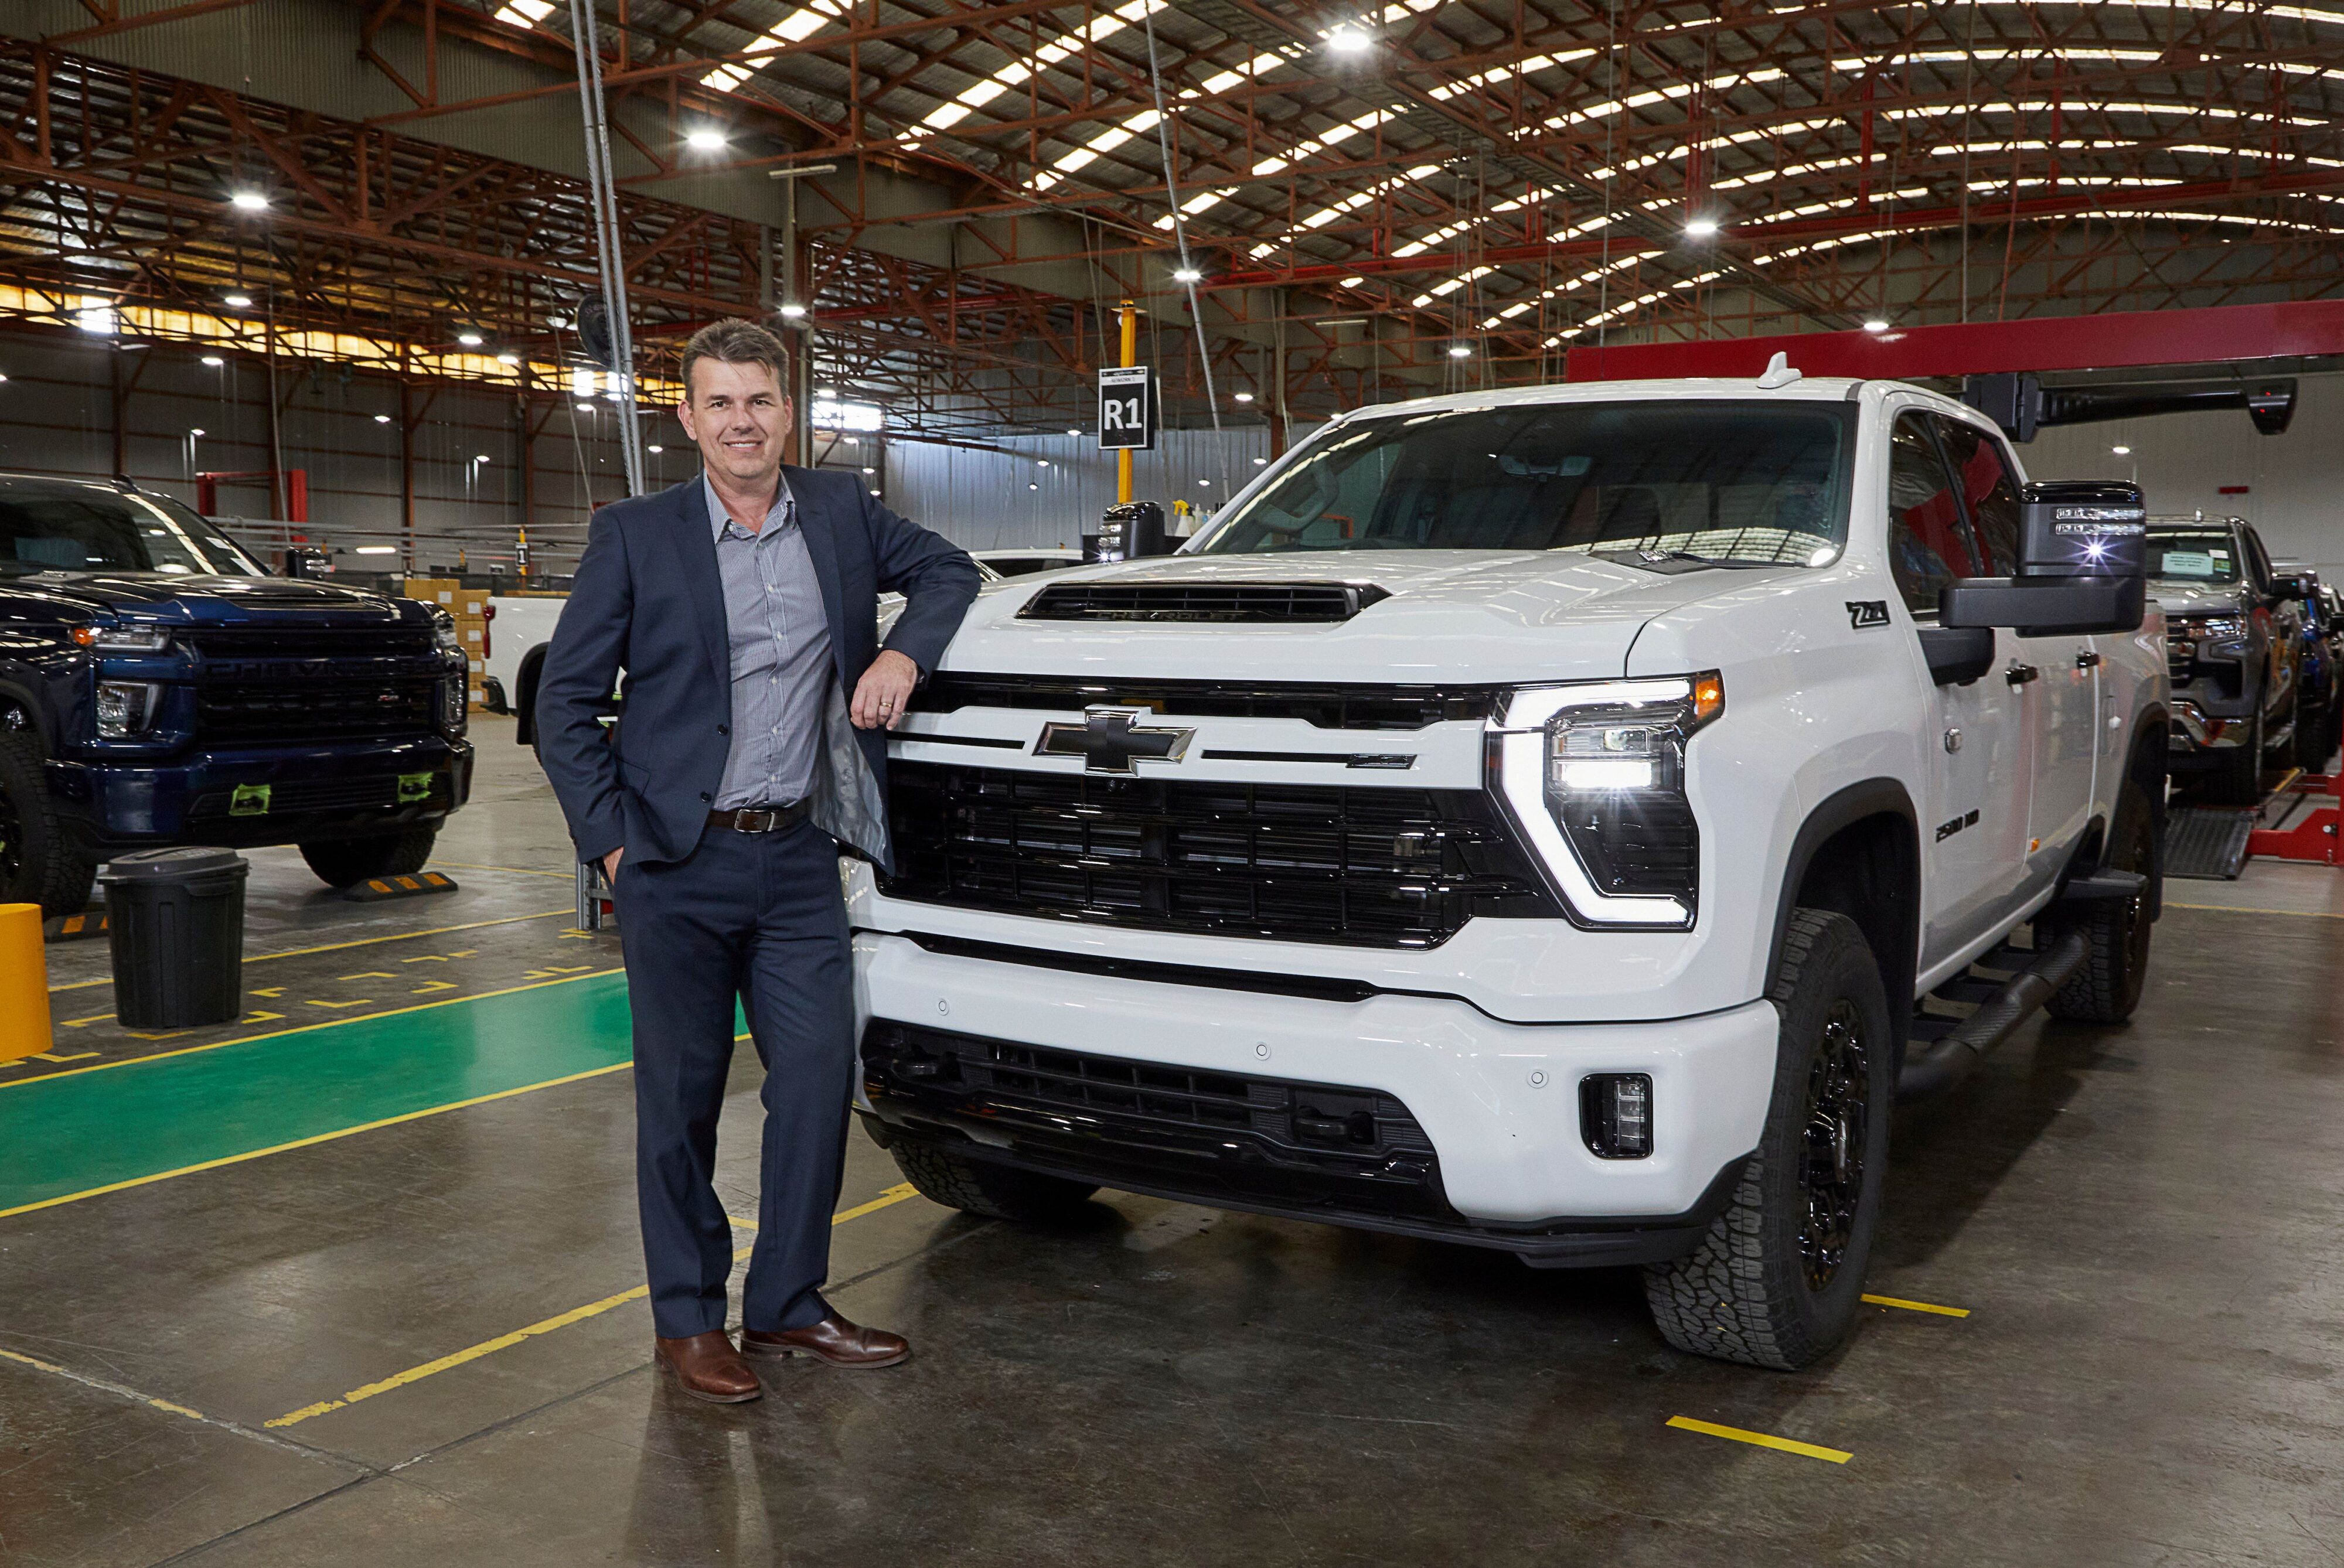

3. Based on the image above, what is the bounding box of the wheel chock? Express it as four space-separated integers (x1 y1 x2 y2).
340 871 462 904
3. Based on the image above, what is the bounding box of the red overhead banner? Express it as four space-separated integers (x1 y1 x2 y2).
1563 299 2344 383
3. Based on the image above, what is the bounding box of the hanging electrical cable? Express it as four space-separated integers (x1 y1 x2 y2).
1139 6 1232 502
568 0 646 499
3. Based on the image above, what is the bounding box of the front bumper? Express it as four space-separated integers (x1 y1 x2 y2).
852 931 1777 1264
46 735 474 852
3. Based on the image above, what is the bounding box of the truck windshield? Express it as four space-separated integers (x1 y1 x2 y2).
0 480 264 577
2145 529 2241 584
1200 400 1853 565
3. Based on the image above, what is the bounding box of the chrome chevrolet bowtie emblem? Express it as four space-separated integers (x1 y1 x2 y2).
1035 705 1195 774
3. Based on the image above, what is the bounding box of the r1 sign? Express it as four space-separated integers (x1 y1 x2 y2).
1098 365 1157 451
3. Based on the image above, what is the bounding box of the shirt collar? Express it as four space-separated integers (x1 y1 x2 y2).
703 469 795 542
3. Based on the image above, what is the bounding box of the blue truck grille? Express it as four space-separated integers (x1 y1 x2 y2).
196 680 439 744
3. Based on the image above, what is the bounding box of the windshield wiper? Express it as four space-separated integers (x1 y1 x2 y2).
1596 548 1787 573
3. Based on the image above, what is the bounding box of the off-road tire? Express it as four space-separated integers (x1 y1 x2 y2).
0 732 97 917
298 826 439 888
2301 696 2344 772
2200 706 2264 806
2045 783 2159 1025
1643 908 1893 1371
888 1137 1098 1222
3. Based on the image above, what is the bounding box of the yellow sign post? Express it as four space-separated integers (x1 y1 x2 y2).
1117 302 1137 506
0 903 52 1063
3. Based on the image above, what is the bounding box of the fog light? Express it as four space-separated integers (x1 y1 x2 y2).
95 680 159 737
1580 1073 1653 1159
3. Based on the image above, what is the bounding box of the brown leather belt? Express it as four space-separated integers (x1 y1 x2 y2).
707 800 810 834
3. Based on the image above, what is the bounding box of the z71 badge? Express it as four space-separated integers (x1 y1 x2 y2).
1846 600 1890 629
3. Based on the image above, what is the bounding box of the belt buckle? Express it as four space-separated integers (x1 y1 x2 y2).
741 807 776 833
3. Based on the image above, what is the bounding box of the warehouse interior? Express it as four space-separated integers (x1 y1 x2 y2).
5 1 2344 1563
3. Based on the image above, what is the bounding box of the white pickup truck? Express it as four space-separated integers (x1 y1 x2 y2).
851 366 2167 1369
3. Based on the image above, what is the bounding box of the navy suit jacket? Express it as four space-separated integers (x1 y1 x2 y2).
536 466 981 870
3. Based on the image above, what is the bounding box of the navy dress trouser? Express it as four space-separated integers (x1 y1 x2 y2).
616 820 855 1339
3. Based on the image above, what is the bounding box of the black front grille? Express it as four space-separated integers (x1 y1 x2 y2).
188 772 448 820
908 674 1499 730
197 680 440 744
879 761 1558 947
862 1022 1445 1216
1018 581 1389 623
185 625 431 661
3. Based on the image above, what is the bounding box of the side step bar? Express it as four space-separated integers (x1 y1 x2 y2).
1897 928 2091 1101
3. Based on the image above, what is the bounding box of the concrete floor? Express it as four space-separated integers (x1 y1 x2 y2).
6 721 2344 1566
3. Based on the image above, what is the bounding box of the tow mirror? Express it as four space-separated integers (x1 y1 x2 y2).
1940 480 2147 636
2269 571 2313 602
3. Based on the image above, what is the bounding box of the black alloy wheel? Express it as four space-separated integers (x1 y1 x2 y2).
1798 998 1871 1293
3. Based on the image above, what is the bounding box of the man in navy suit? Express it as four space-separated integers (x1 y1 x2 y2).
537 319 980 1403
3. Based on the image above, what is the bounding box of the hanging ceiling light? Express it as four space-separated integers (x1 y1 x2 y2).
1685 217 1720 238
1172 265 1203 284
229 190 268 212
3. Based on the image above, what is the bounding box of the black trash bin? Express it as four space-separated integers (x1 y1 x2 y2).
100 847 250 1028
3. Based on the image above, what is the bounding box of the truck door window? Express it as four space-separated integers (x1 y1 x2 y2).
1933 417 2025 575
1886 411 1981 615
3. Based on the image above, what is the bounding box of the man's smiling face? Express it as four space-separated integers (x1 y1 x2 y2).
677 357 792 492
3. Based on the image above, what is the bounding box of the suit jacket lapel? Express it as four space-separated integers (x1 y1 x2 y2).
783 466 849 683
675 477 730 688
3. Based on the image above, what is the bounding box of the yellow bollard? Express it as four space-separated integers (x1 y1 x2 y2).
0 903 52 1063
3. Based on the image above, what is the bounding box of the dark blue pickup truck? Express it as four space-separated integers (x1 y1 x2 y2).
0 472 473 915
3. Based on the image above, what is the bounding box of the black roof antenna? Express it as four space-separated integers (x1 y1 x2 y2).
111 473 141 493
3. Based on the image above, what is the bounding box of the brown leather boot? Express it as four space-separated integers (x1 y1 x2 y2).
741 1311 910 1369
654 1330 762 1403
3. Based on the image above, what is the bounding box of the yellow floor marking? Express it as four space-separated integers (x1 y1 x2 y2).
339 971 397 981
267 1184 924 1428
46 909 572 991
250 987 287 998
59 1013 114 1028
402 954 449 963
1 969 622 1093
435 860 578 879
1666 1416 1852 1464
1862 1293 1971 1318
30 1051 98 1063
304 998 373 1010
0 1060 636 1222
0 1345 213 1426
411 980 457 994
2168 901 2344 921
122 1030 190 1041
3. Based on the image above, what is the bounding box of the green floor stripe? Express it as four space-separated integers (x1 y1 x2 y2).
0 973 638 1215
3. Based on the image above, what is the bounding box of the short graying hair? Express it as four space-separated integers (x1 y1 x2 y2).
680 318 791 398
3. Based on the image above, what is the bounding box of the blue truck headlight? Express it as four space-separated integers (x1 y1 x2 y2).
1488 674 1721 928
95 680 162 737
73 624 172 653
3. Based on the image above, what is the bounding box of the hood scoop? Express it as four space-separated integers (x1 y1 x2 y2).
1018 580 1391 624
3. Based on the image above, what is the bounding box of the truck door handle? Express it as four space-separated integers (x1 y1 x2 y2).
2005 663 2041 687
2074 650 2102 670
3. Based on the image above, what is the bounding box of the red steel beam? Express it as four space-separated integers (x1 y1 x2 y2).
1564 298 2344 382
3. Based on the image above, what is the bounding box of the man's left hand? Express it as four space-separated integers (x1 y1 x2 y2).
851 649 921 731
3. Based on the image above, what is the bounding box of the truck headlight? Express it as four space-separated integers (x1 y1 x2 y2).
1488 673 1722 928
439 678 468 735
428 606 462 654
73 624 172 653
95 680 162 737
